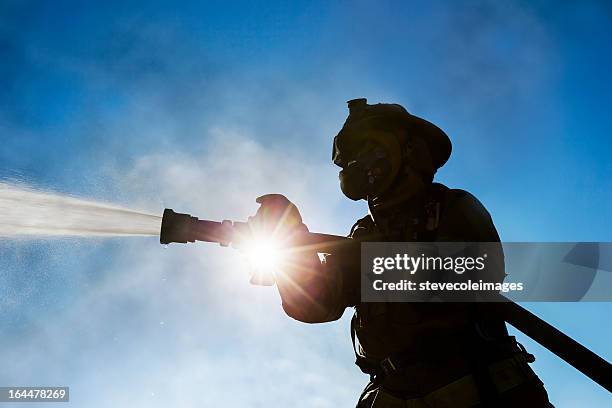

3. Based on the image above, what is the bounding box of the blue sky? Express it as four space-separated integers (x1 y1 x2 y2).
1 1 611 406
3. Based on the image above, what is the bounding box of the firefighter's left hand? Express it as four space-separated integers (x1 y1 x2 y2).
249 194 308 240
242 194 308 286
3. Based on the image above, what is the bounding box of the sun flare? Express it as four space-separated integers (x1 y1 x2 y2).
244 238 285 273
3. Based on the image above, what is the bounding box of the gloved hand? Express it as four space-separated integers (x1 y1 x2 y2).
244 194 308 286
249 194 308 240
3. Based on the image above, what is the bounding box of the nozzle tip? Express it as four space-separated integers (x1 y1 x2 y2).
160 208 195 244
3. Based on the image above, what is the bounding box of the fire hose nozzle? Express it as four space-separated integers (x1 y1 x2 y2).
160 209 198 244
161 207 349 249
160 208 239 245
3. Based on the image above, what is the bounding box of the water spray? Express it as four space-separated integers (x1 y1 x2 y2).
0 183 160 238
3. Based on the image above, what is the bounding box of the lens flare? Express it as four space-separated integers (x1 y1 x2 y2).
244 238 285 274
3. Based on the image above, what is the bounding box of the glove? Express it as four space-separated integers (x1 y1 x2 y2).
245 194 308 286
249 194 308 240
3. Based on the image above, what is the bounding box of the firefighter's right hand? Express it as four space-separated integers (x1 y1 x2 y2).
249 194 308 240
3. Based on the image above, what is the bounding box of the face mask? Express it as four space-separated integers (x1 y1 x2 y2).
336 138 400 201
339 160 370 200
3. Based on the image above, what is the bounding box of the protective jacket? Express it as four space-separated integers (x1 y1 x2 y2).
277 183 552 407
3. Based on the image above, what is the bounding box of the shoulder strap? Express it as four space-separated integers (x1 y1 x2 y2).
418 182 449 241
349 214 376 238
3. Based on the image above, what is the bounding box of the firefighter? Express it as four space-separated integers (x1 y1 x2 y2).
252 99 552 407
